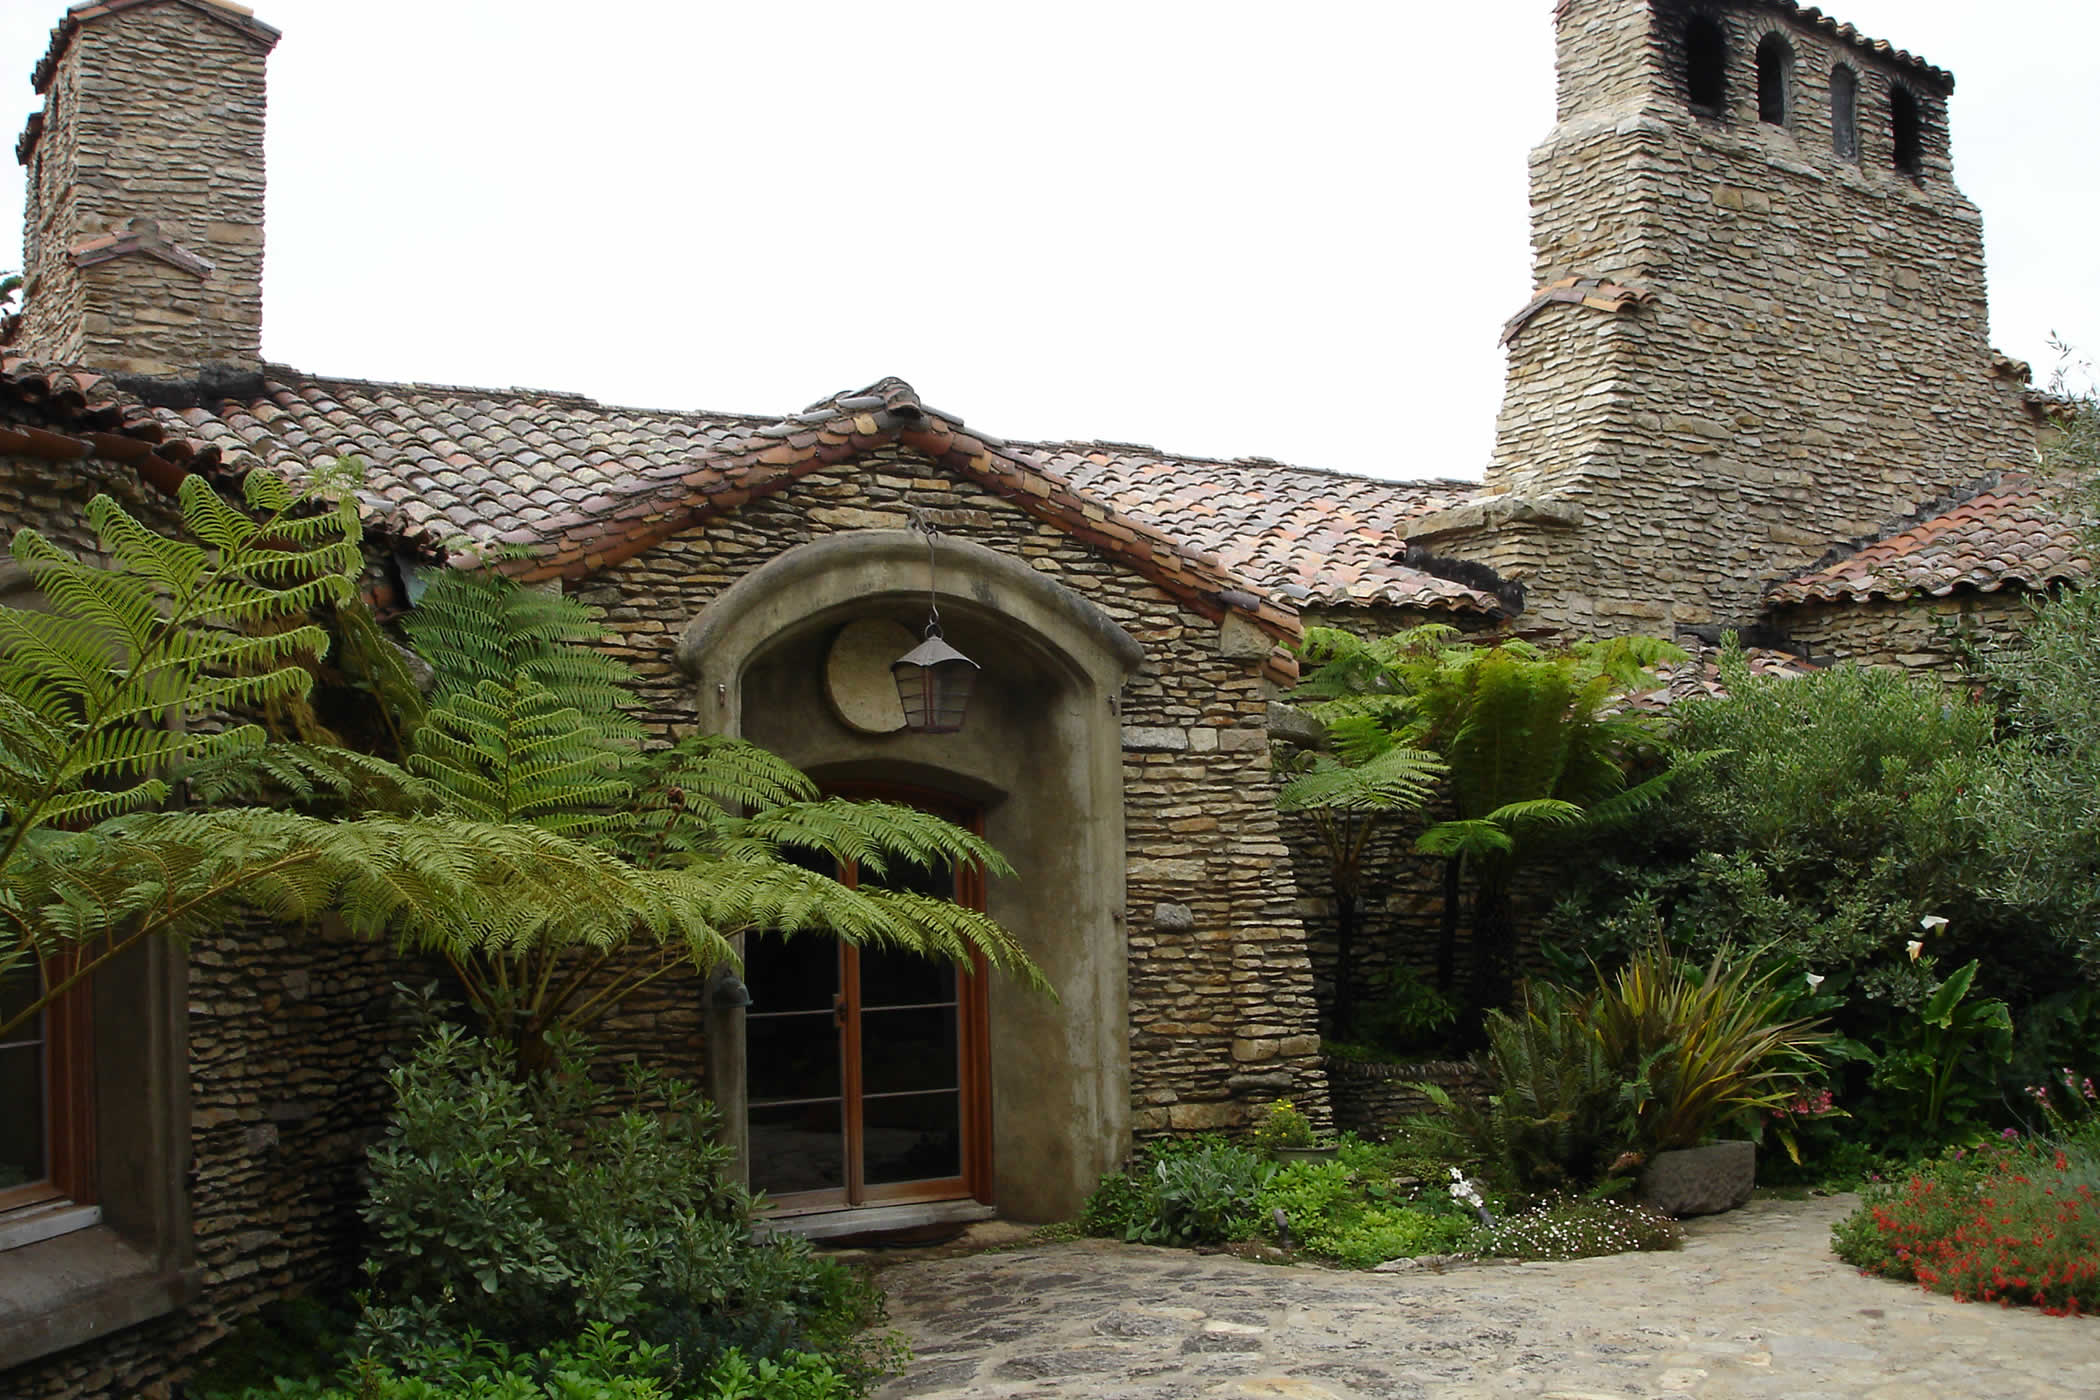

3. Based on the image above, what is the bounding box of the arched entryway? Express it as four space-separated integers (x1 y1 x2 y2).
677 531 1145 1226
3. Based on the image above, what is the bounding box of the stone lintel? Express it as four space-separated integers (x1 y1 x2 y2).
1403 494 1584 542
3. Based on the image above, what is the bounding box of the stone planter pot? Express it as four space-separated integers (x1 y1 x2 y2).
1271 1145 1340 1165
1639 1139 1756 1217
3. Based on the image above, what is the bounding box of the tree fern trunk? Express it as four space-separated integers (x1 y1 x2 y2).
1333 888 1358 1040
1435 857 1462 998
1466 866 1518 1043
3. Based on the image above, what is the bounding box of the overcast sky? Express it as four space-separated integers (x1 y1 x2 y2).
4 1 2096 480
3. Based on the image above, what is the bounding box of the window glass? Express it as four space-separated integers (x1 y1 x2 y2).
1831 65 1860 159
1 967 46 1193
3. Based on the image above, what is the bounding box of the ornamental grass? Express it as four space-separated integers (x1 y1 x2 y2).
1833 1129 2100 1316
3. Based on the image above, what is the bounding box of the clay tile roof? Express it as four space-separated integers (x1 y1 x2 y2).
1767 472 2094 606
1753 2 1952 91
1040 446 1489 612
1619 646 1820 714
0 362 1508 680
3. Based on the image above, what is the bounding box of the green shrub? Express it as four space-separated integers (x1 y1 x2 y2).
1249 1100 1318 1152
206 1324 678 1399
1257 1158 1474 1267
1078 1164 1155 1239
1429 981 1623 1195
1471 1198 1683 1262
206 1325 858 1399
1137 1144 1275 1245
1351 966 1460 1057
1832 1125 2100 1315
357 1023 899 1389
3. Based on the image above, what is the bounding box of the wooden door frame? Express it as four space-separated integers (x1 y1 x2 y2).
758 782 993 1211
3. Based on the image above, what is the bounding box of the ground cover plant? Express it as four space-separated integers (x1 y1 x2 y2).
1072 1126 1660 1267
1831 1090 2100 1316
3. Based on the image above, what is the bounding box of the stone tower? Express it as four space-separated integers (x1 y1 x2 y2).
1407 0 2038 639
15 0 279 384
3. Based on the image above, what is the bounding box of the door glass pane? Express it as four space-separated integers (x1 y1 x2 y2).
743 933 838 1015
0 967 44 1189
860 854 954 900
860 1005 959 1096
748 1101 844 1197
747 1012 841 1102
860 948 955 1009
863 1090 962 1185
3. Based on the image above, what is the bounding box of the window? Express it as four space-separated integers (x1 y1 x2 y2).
0 939 193 1373
1830 64 1860 160
1756 33 1793 125
0 958 96 1238
1685 15 1728 114
1892 86 1924 174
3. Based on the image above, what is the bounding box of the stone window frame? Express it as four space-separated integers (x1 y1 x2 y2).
1754 30 1795 127
1829 62 1861 162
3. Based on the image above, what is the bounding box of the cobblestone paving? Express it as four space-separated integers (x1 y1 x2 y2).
872 1196 2100 1398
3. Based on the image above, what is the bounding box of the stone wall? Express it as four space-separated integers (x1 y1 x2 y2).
1 447 431 1398
1773 589 2039 676
1324 1058 1491 1141
5 926 425 1400
18 2 274 378
1414 0 2036 641
577 444 1330 1136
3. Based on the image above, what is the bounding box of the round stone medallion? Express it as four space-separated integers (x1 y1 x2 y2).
824 618 920 734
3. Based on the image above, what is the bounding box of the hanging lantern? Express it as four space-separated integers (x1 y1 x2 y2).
891 514 979 733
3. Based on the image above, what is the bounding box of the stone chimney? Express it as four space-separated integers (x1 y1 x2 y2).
14 0 280 386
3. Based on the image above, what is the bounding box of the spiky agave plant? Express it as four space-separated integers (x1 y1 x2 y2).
1589 940 1830 1158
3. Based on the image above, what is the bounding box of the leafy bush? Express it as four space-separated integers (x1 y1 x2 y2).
1078 1162 1155 1239
1427 981 1623 1195
205 1323 677 1398
1139 1144 1276 1245
358 1022 898 1388
1349 966 1461 1058
1470 1198 1683 1262
1257 1156 1474 1267
1249 1100 1318 1152
1832 1125 2100 1315
205 1324 857 1399
1545 650 2081 1163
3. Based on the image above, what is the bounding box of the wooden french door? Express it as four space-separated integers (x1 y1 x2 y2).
743 791 992 1213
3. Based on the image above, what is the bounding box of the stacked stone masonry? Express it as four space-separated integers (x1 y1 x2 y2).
1421 0 2037 641
18 2 273 377
1775 589 2041 675
581 443 1330 1136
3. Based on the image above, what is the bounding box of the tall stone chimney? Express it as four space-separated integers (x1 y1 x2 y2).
15 0 279 386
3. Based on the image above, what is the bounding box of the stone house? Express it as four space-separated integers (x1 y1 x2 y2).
0 0 2086 1393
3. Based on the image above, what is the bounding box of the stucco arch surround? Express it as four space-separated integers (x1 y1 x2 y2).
675 531 1145 1222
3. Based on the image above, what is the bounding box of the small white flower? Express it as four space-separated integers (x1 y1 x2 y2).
1805 972 1826 990
1907 939 1925 962
1919 914 1950 932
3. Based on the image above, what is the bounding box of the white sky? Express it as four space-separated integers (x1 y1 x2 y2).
4 1 2096 480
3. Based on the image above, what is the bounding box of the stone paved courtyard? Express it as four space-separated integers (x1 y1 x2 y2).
870 1196 2100 1398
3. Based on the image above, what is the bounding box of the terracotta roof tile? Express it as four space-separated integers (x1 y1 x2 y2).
1619 646 1820 714
1768 472 2093 605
